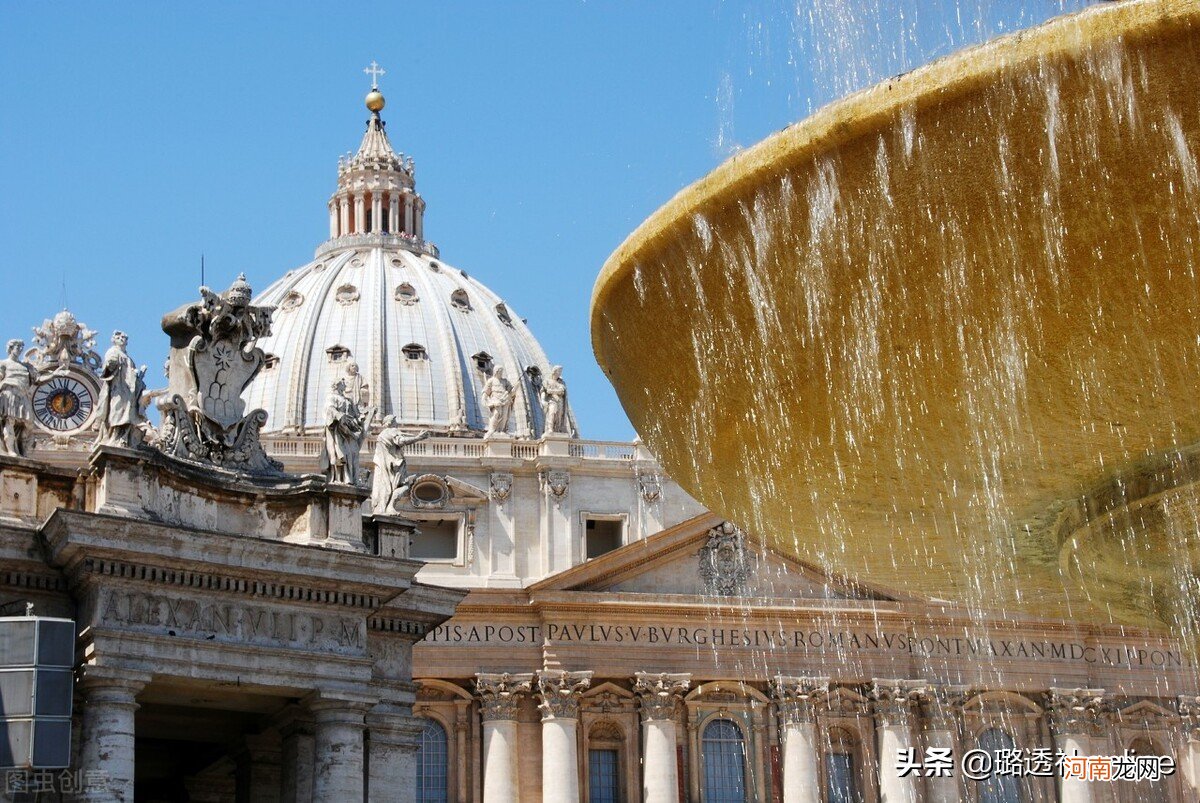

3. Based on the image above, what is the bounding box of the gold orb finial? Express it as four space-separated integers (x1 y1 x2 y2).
366 89 385 112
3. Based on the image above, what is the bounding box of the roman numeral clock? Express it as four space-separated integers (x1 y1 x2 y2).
32 372 98 433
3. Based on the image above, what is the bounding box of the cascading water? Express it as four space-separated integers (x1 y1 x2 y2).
596 0 1200 790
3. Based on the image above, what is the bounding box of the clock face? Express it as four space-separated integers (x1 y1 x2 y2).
32 374 96 432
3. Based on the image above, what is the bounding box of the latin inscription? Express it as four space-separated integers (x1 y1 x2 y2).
98 590 364 654
423 622 1189 669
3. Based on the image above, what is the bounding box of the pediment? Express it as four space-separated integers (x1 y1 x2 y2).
531 513 899 602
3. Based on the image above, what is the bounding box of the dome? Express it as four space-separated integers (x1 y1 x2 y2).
242 78 576 437
246 245 573 436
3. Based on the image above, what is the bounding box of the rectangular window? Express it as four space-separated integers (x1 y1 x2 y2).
585 518 623 559
825 752 860 803
589 748 619 803
409 519 459 561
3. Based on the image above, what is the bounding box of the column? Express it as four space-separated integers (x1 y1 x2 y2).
366 702 423 803
1179 696 1200 797
415 199 424 240
329 203 339 238
404 196 414 236
770 676 829 803
339 197 350 237
77 670 149 803
354 195 365 234
871 679 928 803
279 710 315 803
236 732 282 803
633 672 691 803
1048 688 1104 803
310 699 369 803
476 672 534 803
536 670 593 803
920 686 965 803
388 194 400 234
371 194 383 234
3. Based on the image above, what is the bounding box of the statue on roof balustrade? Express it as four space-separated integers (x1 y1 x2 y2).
0 340 37 457
157 274 282 474
482 366 514 438
369 416 431 512
94 331 147 448
320 378 375 485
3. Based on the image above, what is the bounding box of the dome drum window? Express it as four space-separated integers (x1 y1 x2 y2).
326 345 352 363
495 304 513 325
281 291 305 312
395 283 419 305
402 343 428 361
526 366 543 387
450 289 471 312
263 354 280 370
472 352 494 374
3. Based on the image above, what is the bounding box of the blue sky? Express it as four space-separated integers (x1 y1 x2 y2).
0 1 1087 440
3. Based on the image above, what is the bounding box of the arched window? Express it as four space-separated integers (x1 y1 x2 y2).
415 718 448 802
977 729 1023 803
824 727 862 803
701 719 746 803
1128 737 1169 803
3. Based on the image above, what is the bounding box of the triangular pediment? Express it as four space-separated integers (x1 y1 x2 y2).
530 513 901 602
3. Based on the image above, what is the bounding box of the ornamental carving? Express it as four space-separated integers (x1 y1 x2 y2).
633 672 690 722
536 670 593 720
157 275 281 474
698 521 750 597
490 472 513 503
921 686 968 731
1047 688 1106 737
1179 696 1200 742
540 469 570 505
637 471 662 504
771 676 830 725
335 284 360 306
475 672 533 722
27 310 100 372
871 679 930 726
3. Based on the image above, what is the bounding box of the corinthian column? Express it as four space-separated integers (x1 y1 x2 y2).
536 670 593 803
476 672 534 803
871 679 928 803
1048 688 1104 803
77 669 150 803
634 672 691 803
920 686 966 803
770 676 829 803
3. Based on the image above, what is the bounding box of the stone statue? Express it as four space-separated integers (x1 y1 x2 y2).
344 361 370 411
158 274 281 474
27 310 100 372
539 364 568 435
94 331 147 448
319 379 375 485
369 416 431 512
0 340 37 457
482 366 514 437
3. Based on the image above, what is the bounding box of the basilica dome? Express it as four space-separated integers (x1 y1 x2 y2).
243 88 575 437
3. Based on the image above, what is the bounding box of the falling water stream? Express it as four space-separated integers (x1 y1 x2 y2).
598 1 1200 795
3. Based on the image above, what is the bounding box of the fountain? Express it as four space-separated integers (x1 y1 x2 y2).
591 0 1200 635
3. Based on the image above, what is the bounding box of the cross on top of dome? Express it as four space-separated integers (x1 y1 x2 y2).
363 60 386 90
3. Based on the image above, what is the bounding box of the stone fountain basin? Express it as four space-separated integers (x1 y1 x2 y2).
591 0 1200 630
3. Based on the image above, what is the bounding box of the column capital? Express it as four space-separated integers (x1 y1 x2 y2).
920 684 970 732
870 678 929 727
770 675 830 725
475 672 534 722
633 672 690 722
536 669 593 721
77 666 151 705
1047 687 1106 737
